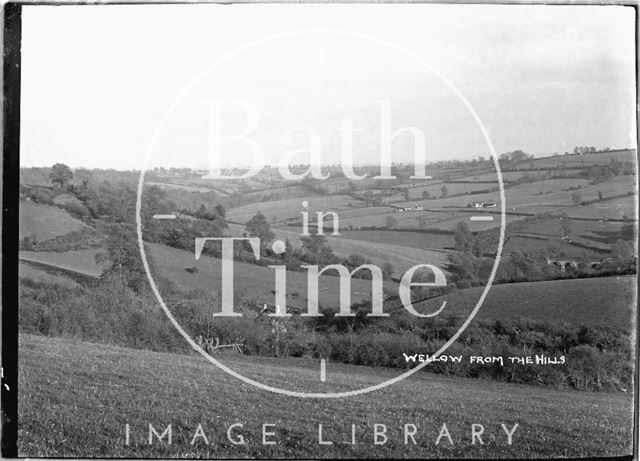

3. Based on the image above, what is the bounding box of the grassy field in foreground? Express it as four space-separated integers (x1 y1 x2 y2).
18 334 634 458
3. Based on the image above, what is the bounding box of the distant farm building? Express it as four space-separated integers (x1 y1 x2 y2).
468 201 496 209
396 205 424 212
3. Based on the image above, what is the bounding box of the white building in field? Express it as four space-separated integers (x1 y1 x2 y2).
396 205 424 212
468 201 496 209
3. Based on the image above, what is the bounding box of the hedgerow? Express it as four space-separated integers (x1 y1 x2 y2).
18 274 634 392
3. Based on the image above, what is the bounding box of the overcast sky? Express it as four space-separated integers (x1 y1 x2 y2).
20 4 636 171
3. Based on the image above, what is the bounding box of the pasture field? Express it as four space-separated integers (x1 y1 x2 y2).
564 235 612 252
321 176 402 194
339 229 456 251
362 182 498 205
279 227 450 277
569 221 625 244
390 179 560 211
456 170 588 183
423 213 525 233
337 209 524 232
456 171 520 183
220 170 635 235
511 217 625 252
414 275 636 333
517 217 609 237
522 149 636 169
146 181 214 193
314 178 354 194
509 178 592 194
336 209 455 230
146 243 398 310
185 176 266 190
388 176 636 219
329 176 443 194
563 194 637 220
224 224 451 278
18 249 106 279
330 205 396 221
393 191 499 212
18 334 634 458
507 232 611 254
403 182 499 200
19 201 88 241
156 177 269 198
578 175 636 198
227 195 354 224
319 209 411 230
240 185 313 201
502 236 605 260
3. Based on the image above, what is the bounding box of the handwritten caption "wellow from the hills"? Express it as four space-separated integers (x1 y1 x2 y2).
403 354 566 365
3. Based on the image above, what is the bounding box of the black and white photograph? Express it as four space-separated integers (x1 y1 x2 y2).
3 2 638 458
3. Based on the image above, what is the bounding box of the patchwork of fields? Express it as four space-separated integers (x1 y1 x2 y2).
521 149 636 168
18 149 638 305
392 176 634 215
183 152 638 264
226 224 452 277
15 151 638 459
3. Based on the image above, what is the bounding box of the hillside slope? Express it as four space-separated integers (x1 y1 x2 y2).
19 249 106 279
19 201 87 241
226 224 451 278
414 276 636 332
18 334 633 458
146 242 398 311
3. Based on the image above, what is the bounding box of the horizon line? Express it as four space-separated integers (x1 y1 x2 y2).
18 146 636 172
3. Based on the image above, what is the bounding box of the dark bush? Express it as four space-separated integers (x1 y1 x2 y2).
63 201 91 218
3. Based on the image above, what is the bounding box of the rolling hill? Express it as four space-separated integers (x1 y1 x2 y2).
226 195 354 224
225 224 451 278
146 242 398 311
413 275 636 332
19 201 88 241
